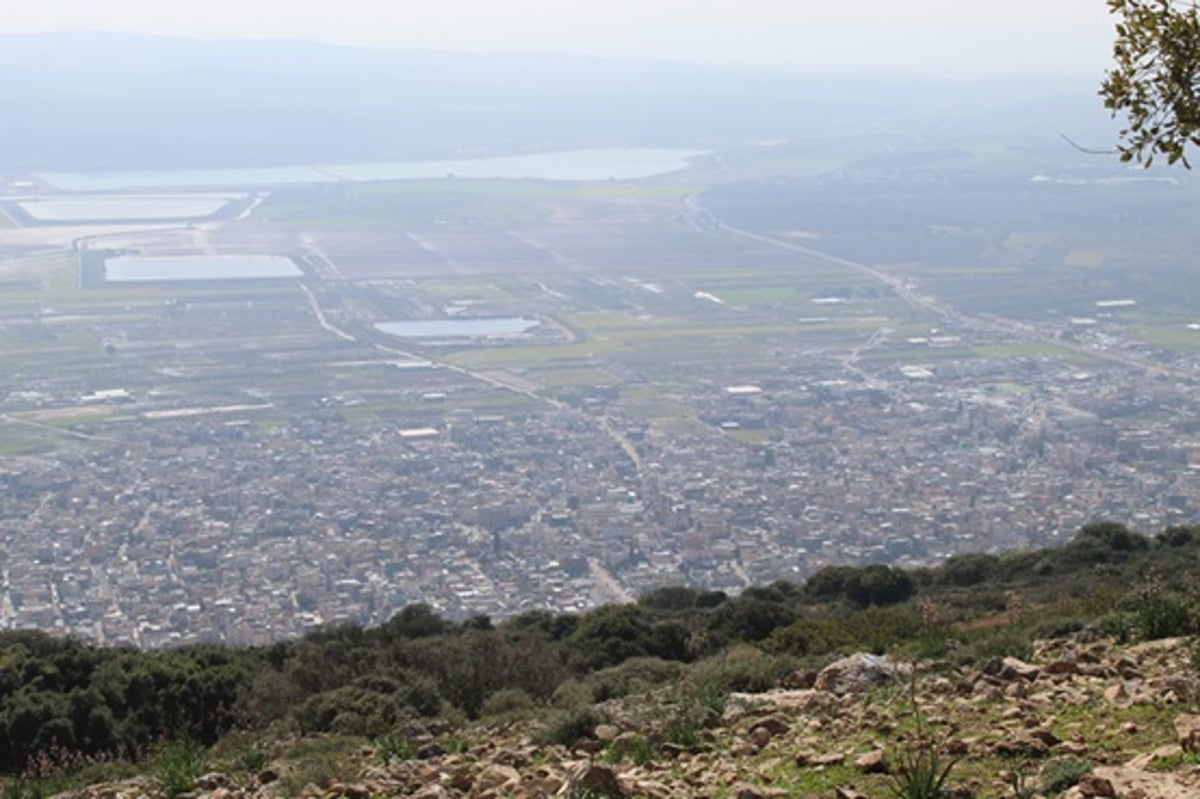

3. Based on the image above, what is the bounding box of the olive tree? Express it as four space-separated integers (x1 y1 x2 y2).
1103 0 1200 166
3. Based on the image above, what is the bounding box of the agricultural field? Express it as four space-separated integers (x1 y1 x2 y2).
7 143 1200 639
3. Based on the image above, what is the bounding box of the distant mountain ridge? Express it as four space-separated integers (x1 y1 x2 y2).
0 32 1112 171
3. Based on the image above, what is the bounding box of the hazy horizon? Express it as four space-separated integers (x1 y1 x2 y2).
3 0 1114 79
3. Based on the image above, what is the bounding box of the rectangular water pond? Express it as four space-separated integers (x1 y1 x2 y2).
105 254 302 282
17 194 244 222
374 318 539 338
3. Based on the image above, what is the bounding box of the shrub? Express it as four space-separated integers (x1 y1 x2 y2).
688 645 796 696
149 740 207 799
373 731 414 764
604 734 655 766
1090 611 1138 643
479 688 536 718
275 735 364 796
846 564 915 607
955 626 1032 665
536 705 605 747
583 658 686 703
1039 755 1092 795
1124 569 1199 640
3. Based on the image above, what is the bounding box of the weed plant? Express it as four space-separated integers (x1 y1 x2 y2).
373 731 415 764
885 670 959 799
150 740 207 799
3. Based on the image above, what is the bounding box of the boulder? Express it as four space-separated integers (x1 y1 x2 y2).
814 653 900 695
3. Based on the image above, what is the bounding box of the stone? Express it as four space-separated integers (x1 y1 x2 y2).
999 657 1041 681
1045 660 1081 676
1103 684 1128 705
943 739 970 756
732 784 767 799
327 783 371 799
1076 774 1117 797
1174 713 1200 753
749 726 773 748
753 716 792 735
632 780 672 799
780 669 818 689
594 724 621 742
1062 764 1200 799
1029 728 1062 747
796 751 847 768
834 789 869 799
194 773 231 791
990 735 1049 758
814 653 900 695
477 764 521 792
416 742 446 759
559 763 626 798
731 742 760 757
447 769 474 792
854 749 888 774
1128 744 1183 769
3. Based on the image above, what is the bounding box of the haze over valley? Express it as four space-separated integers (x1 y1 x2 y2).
4 33 1200 646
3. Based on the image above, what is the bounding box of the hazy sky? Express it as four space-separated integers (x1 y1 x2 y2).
6 1 1115 77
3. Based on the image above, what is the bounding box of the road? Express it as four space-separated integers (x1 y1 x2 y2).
683 192 1179 381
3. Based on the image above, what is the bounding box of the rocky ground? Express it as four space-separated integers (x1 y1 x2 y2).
57 635 1200 799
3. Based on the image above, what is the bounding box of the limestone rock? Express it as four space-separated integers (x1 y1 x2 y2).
594 724 621 742
732 783 767 799
795 751 846 768
1062 764 1200 799
814 653 900 695
1174 713 1200 753
999 657 1042 681
476 764 521 792
834 789 869 799
753 715 792 736
853 749 888 774
1075 774 1116 797
559 763 626 798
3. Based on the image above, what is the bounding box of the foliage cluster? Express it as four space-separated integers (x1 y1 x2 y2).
1103 0 1200 167
0 520 1196 784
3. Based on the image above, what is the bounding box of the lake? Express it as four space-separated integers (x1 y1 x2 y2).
374 318 539 338
17 194 244 222
105 254 302 282
40 149 705 192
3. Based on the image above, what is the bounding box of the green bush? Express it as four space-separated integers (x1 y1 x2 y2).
1039 755 1092 795
536 705 605 747
688 645 796 696
955 626 1032 664
603 733 655 766
275 735 364 796
479 688 536 718
149 740 207 799
373 731 414 764
583 658 687 703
